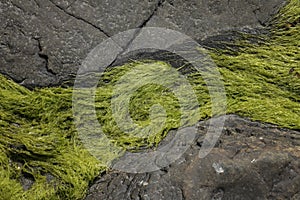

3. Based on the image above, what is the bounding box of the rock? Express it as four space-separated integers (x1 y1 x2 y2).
85 115 300 200
0 0 159 88
19 172 35 191
146 0 286 41
0 0 285 88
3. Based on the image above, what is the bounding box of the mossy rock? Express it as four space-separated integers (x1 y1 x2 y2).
0 0 299 199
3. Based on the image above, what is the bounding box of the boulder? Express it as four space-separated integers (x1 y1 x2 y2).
0 0 285 88
85 115 300 200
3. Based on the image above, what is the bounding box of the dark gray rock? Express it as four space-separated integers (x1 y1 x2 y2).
19 172 35 191
145 0 285 41
0 0 285 88
0 0 159 88
85 115 300 200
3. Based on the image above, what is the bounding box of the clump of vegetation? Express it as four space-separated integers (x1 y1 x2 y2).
0 78 104 199
209 0 300 128
0 0 299 199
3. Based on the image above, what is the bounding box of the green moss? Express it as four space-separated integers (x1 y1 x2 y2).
94 61 200 150
209 0 300 128
0 78 104 200
0 0 299 199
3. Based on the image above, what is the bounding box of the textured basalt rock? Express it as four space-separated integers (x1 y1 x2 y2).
146 0 286 41
0 0 285 88
0 0 159 87
85 115 300 200
1 1 299 199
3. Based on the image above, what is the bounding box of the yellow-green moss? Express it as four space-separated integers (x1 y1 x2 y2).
209 0 300 128
0 78 104 199
0 0 299 199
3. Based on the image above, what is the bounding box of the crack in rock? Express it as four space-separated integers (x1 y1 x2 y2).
253 7 265 26
48 0 111 38
109 0 164 67
65 0 77 10
1 0 286 89
139 0 164 28
33 37 56 76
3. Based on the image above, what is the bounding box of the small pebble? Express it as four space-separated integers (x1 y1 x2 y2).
212 162 224 174
143 181 149 186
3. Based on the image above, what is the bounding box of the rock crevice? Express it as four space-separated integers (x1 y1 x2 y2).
49 0 111 38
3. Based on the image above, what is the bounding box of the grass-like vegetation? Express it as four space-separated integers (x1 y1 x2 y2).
210 0 300 128
0 0 299 199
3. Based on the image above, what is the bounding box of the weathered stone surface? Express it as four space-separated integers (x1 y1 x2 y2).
146 0 285 41
85 115 300 200
0 0 285 88
0 0 159 88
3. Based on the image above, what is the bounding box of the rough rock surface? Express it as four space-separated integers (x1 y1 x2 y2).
85 115 300 200
146 0 285 41
0 0 285 88
0 0 159 87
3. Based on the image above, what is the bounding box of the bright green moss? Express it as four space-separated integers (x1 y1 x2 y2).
209 0 300 128
94 61 200 150
0 78 104 199
0 0 299 199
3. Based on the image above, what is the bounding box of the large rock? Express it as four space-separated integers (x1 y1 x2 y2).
146 0 286 41
0 0 159 87
85 115 300 200
0 0 285 88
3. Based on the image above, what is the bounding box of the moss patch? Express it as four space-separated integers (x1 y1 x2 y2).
210 0 300 128
0 78 104 199
0 0 299 199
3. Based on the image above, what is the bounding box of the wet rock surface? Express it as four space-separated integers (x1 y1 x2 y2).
0 0 285 88
85 115 300 200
